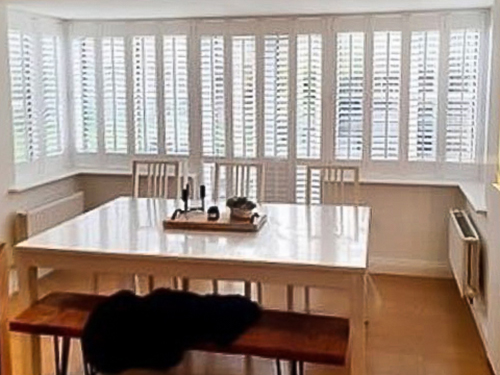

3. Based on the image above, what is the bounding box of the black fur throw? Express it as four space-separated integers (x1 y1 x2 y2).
81 288 262 374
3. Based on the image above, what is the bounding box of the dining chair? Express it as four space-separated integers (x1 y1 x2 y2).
0 243 12 375
211 161 265 303
132 159 184 292
301 164 361 313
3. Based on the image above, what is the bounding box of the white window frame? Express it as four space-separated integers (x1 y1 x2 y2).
8 9 490 188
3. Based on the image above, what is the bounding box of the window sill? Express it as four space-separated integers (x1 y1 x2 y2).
9 168 488 214
8 169 79 194
458 181 487 215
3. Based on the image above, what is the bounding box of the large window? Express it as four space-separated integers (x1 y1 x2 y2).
9 24 64 165
8 11 489 187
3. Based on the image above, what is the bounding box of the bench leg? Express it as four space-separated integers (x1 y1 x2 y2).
53 336 70 375
81 341 97 375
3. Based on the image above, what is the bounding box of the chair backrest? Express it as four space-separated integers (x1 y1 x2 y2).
132 160 183 199
0 244 12 375
306 165 361 205
213 161 265 202
15 192 85 244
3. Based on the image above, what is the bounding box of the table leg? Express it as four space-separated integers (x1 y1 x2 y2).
350 273 367 375
18 263 41 375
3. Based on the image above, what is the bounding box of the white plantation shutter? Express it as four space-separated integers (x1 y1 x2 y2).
8 30 38 163
408 31 440 161
164 35 189 155
232 36 257 158
296 34 322 160
264 35 289 158
41 35 63 157
73 37 98 153
371 31 401 160
446 29 480 163
133 36 157 154
201 36 225 157
102 37 127 154
336 32 364 161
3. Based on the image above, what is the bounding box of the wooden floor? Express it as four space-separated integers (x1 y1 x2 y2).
7 271 492 375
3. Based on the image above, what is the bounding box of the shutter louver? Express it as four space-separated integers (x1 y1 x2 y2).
371 31 401 161
9 30 38 163
446 29 480 163
408 31 440 161
233 36 257 158
201 36 225 157
336 32 364 161
73 37 98 153
296 34 322 160
164 35 189 156
264 35 289 158
102 37 127 154
133 36 157 154
41 35 63 157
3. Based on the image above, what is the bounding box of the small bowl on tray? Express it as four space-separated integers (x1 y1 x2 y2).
226 197 257 221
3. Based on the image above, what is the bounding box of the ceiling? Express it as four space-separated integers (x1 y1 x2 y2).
7 0 493 20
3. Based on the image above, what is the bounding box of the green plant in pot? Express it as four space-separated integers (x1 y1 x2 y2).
226 197 257 221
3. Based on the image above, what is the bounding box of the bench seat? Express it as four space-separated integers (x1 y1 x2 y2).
10 292 350 368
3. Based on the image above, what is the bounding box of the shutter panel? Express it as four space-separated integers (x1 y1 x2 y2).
408 31 440 161
201 35 225 157
73 37 97 153
102 37 127 154
264 35 289 158
133 36 157 154
9 30 38 163
371 31 401 161
41 35 63 157
232 35 256 158
446 29 480 163
164 35 189 155
336 32 364 161
296 34 322 160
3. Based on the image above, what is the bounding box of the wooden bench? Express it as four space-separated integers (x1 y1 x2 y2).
10 292 350 375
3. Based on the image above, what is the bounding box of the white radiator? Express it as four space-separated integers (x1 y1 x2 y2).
449 209 480 299
15 191 85 243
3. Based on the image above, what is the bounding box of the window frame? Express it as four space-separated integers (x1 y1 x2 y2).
8 10 490 188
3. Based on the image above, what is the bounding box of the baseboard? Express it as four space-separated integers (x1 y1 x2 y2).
369 257 452 278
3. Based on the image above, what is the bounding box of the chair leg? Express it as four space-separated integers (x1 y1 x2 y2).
290 360 298 375
53 336 71 375
298 360 305 375
90 273 99 294
244 281 252 299
304 286 311 314
212 279 219 294
173 277 179 290
132 274 139 293
257 282 263 305
182 278 190 291
148 276 155 292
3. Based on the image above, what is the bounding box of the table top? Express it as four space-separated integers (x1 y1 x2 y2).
16 197 371 271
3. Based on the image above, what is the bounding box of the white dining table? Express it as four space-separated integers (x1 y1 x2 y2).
15 197 371 375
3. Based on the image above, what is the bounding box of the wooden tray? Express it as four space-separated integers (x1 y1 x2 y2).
163 211 267 233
